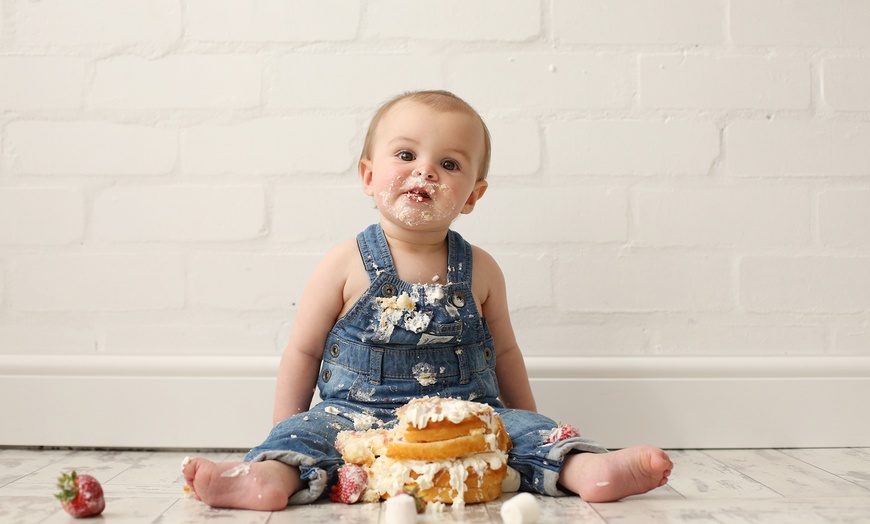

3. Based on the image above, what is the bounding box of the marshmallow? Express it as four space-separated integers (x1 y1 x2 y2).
384 493 417 524
500 492 540 524
502 466 521 493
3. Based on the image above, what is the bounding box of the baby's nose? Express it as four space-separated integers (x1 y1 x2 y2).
413 167 436 179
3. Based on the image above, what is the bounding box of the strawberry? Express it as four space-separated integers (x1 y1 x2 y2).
329 464 368 504
545 423 581 444
55 471 105 518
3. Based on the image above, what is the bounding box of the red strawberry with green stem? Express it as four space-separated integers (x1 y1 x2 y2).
55 471 106 518
545 423 581 444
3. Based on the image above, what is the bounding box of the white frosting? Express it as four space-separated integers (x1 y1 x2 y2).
379 178 455 228
399 397 494 430
352 413 379 431
411 363 438 386
375 292 432 340
403 311 432 334
395 292 414 310
423 284 444 305
220 463 251 478
336 430 389 464
367 452 505 506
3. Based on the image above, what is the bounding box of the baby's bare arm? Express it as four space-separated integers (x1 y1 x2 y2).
272 241 357 424
473 247 537 412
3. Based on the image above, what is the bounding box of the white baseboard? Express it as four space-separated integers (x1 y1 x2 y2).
2 355 868 449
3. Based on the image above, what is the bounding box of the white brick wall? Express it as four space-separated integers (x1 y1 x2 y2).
450 53 634 110
639 55 811 110
92 186 266 241
547 120 719 176
823 57 870 111
553 0 727 45
8 122 177 175
186 0 359 42
731 0 870 47
183 118 359 175
14 0 181 47
8 254 185 311
1 0 868 359
727 121 870 177
90 56 262 109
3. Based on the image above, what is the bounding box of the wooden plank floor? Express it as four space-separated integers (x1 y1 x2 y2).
1 448 869 523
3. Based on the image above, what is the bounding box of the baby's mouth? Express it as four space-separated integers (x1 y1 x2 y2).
404 188 431 203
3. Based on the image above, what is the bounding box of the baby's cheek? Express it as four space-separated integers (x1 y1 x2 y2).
431 184 457 215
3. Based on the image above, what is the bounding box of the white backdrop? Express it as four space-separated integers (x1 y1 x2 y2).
1 0 869 448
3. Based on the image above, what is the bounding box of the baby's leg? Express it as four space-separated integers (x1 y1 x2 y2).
183 458 301 511
559 445 673 503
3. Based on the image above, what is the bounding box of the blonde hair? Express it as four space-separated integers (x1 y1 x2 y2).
360 90 491 181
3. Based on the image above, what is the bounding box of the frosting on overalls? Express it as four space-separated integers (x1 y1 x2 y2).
317 223 500 406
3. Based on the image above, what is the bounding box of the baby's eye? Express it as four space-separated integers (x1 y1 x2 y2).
397 150 415 162
441 159 459 171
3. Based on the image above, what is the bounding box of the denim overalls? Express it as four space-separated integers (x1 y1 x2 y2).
246 224 607 504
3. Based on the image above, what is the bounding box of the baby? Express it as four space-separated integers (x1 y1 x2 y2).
183 90 673 510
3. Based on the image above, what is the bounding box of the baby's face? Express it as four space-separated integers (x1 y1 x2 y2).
361 100 488 230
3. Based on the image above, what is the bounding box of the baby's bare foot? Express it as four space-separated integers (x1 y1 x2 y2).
560 445 673 503
182 458 300 511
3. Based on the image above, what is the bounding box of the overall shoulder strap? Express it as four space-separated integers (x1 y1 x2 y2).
445 229 473 284
356 223 397 282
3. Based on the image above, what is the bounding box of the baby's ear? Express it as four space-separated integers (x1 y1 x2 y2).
359 158 375 196
461 180 488 214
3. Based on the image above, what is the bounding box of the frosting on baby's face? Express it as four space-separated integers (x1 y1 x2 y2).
378 169 457 228
360 100 488 231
